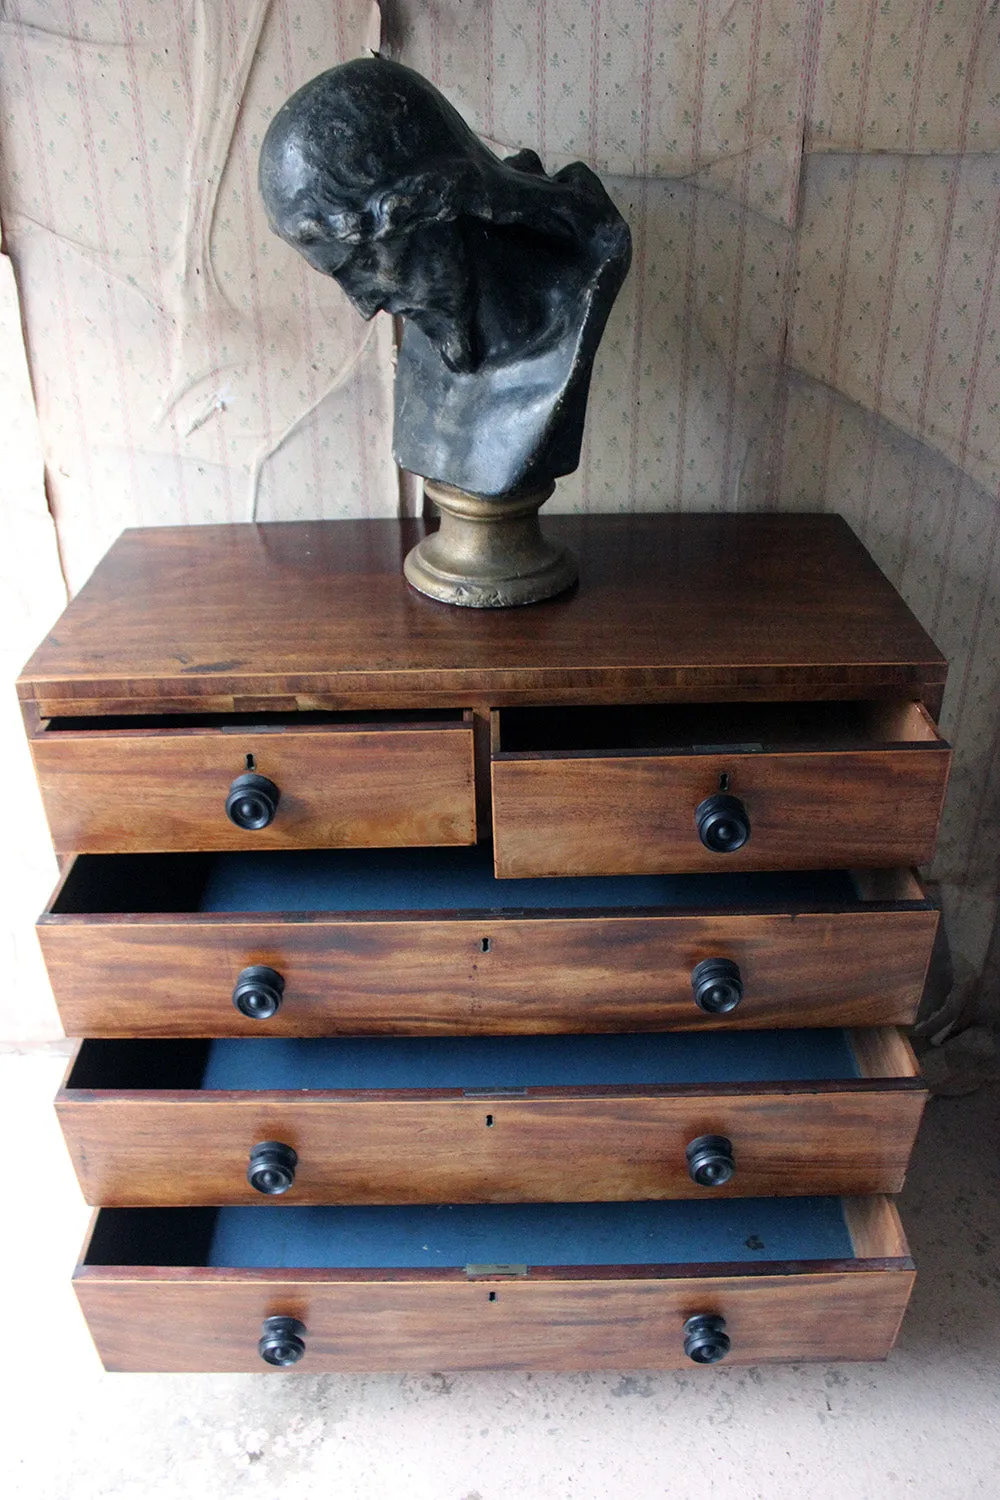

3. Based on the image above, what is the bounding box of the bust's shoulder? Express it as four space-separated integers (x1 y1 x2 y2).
551 161 630 263
552 160 617 212
553 160 604 192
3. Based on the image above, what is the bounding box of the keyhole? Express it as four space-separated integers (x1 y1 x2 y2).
481 937 492 953
245 753 256 772
488 1291 497 1303
719 772 730 792
485 1114 494 1127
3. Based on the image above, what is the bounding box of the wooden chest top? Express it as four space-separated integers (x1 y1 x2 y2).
18 514 945 712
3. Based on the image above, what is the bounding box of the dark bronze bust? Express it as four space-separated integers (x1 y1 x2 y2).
260 57 631 605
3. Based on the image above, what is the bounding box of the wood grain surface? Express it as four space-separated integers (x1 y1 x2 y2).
842 1194 912 1258
74 1262 915 1372
18 516 947 712
25 514 947 1377
56 1083 926 1207
492 747 950 876
30 720 476 854
39 900 939 1037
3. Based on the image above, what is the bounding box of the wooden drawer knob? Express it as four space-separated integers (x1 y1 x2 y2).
683 1313 730 1364
690 957 744 1014
233 965 285 1020
258 1315 307 1366
695 793 750 853
226 773 280 830
686 1134 735 1187
247 1140 298 1195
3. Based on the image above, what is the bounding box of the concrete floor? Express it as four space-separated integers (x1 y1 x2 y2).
3 1050 998 1500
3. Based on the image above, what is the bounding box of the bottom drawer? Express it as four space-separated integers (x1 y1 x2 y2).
75 1195 913 1372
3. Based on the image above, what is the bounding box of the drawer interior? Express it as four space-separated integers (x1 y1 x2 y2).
40 709 467 734
495 699 941 755
197 850 857 913
48 846 928 916
82 1196 858 1269
64 1028 863 1091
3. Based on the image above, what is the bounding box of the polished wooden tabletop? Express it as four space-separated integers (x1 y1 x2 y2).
18 514 946 710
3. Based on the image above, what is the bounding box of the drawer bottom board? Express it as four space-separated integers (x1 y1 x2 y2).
150 1029 861 1091
208 1195 856 1266
76 1196 914 1372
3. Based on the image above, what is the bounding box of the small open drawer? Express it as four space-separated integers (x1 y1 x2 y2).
491 699 951 876
38 851 938 1036
27 709 476 854
74 1195 915 1371
56 1027 926 1206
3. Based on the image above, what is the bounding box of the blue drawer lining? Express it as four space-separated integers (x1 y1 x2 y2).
207 1197 854 1268
199 1029 860 1091
198 847 858 914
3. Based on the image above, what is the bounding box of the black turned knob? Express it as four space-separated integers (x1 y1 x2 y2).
686 1134 735 1187
691 957 744 1015
695 793 750 853
233 965 285 1020
683 1313 730 1364
247 1140 298 1195
258 1315 306 1367
226 772 280 830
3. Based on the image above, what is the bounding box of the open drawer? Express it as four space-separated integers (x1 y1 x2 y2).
38 850 938 1036
27 709 476 854
490 699 951 876
56 1028 926 1206
74 1195 915 1371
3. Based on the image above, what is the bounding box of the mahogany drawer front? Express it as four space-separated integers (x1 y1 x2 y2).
28 712 476 854
57 1029 925 1206
74 1196 914 1372
39 853 938 1036
491 701 950 877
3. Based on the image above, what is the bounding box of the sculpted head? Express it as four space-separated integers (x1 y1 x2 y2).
260 57 633 593
260 57 631 381
259 58 492 372
260 56 631 506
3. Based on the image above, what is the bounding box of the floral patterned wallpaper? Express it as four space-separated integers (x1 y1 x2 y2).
1 0 999 1038
385 0 818 226
0 0 396 593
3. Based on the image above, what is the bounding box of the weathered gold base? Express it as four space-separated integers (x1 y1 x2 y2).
404 480 578 608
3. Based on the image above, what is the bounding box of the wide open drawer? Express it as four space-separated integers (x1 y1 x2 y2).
38 851 938 1036
28 709 476 854
57 1028 925 1206
74 1195 914 1372
491 700 951 877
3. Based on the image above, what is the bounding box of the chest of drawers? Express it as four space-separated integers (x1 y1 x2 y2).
20 512 949 1372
